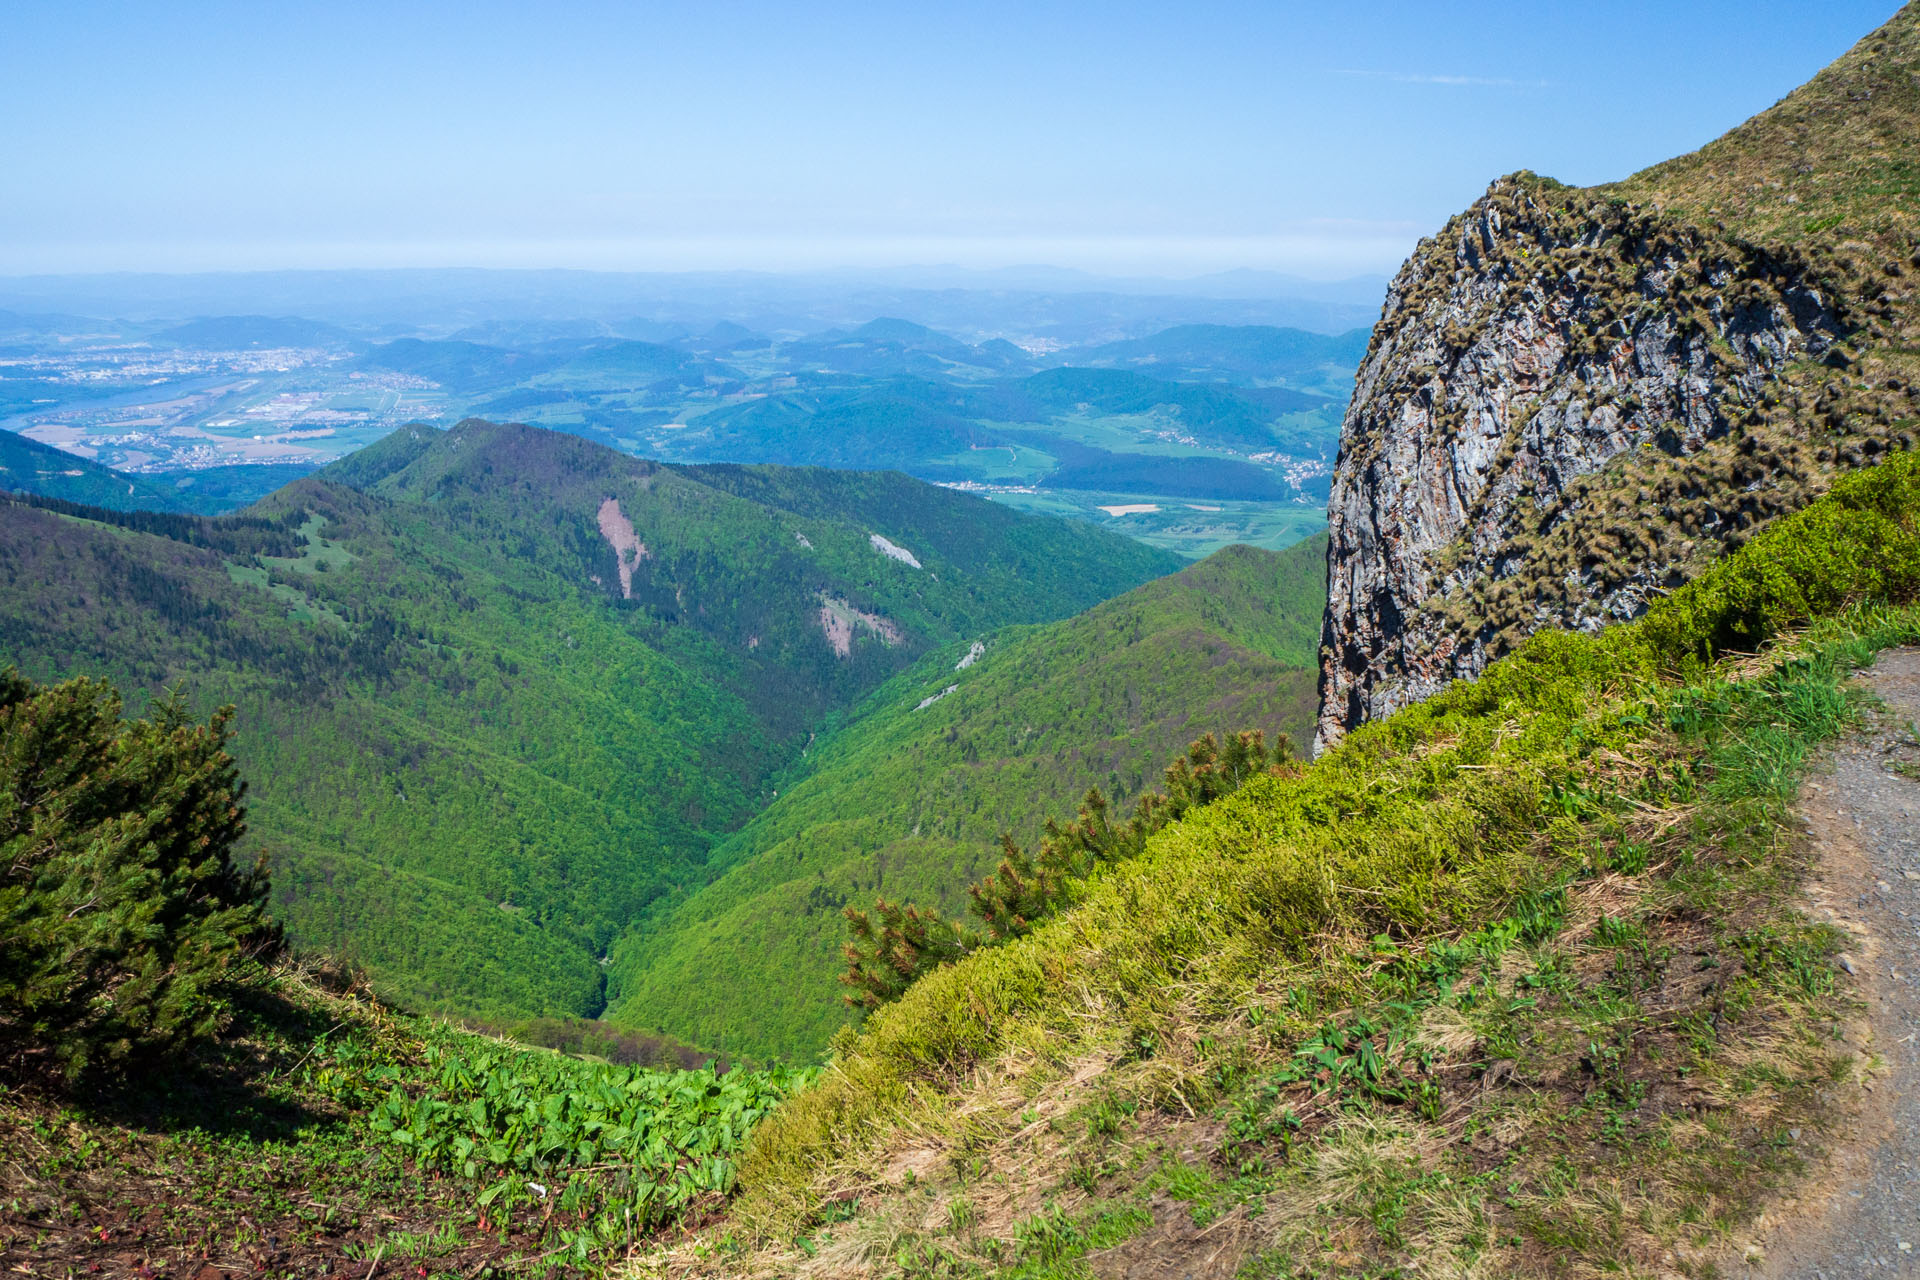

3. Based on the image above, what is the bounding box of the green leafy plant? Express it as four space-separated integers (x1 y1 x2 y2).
363 1033 813 1246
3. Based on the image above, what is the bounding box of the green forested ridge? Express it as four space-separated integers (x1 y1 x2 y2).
604 536 1328 1060
0 489 772 1020
0 489 304 557
0 430 190 512
320 422 1181 734
0 418 1176 1025
0 429 317 515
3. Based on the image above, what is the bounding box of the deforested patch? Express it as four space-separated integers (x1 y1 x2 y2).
596 496 649 598
914 685 958 711
817 593 905 658
870 532 923 568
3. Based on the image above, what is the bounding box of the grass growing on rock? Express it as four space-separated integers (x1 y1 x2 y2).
633 453 1920 1278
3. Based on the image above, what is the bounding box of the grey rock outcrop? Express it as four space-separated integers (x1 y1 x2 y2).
1315 175 1859 751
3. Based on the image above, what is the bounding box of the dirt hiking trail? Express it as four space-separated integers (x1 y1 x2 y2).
1738 647 1920 1277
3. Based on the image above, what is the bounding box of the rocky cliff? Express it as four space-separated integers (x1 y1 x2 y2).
1316 6 1920 750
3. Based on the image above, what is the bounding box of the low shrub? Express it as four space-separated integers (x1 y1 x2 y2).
0 672 274 1078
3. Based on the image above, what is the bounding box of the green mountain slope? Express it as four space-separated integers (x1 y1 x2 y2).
604 536 1328 1059
0 429 317 514
321 423 1182 734
0 419 1177 1023
0 430 187 511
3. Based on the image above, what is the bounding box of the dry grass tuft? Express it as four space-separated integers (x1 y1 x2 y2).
1412 1003 1481 1059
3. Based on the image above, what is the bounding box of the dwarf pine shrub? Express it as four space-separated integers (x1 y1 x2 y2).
0 671 273 1078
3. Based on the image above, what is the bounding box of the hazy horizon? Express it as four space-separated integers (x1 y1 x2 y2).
0 262 1390 337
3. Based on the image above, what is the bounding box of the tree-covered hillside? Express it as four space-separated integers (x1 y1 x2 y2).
0 430 188 512
0 430 317 514
0 419 1177 1025
604 536 1328 1059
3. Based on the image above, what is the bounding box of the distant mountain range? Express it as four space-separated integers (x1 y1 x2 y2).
2 315 1363 555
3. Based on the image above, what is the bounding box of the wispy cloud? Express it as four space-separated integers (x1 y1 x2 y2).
1330 69 1554 89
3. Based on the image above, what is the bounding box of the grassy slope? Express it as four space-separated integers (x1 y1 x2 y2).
605 537 1328 1061
688 450 1920 1280
0 420 1177 1025
1604 2 1920 253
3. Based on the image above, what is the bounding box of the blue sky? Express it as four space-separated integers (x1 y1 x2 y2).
0 1 1901 278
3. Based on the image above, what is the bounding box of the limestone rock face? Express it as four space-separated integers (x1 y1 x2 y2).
1315 176 1856 751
